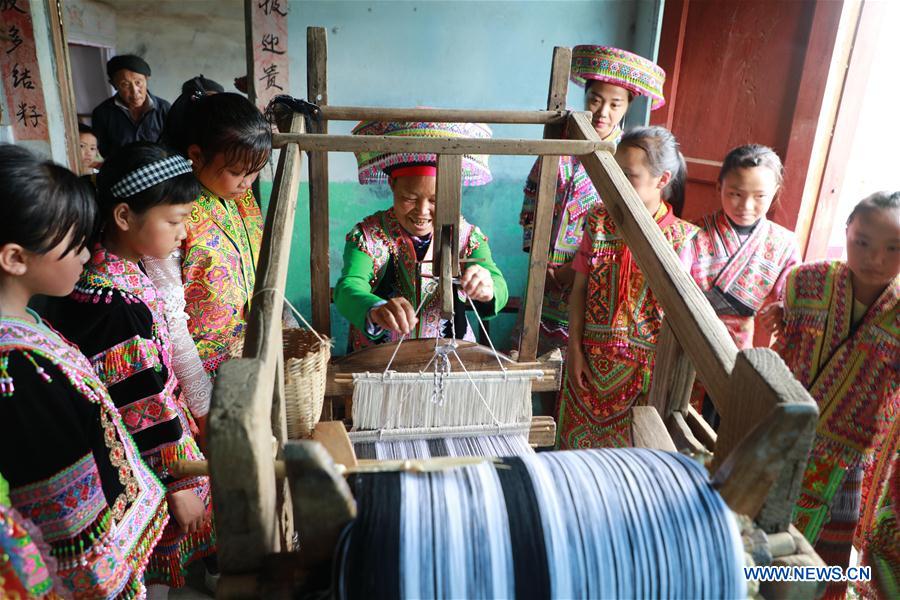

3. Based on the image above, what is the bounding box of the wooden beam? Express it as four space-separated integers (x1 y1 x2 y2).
650 0 690 131
711 354 818 531
567 111 737 404
518 46 570 362
632 406 678 452
647 320 696 417
434 154 463 317
803 0 880 259
665 410 710 456
318 105 570 124
717 350 818 532
46 0 81 171
777 0 853 246
208 359 279 572
209 113 305 573
272 132 614 156
283 441 357 568
325 338 562 395
307 27 331 336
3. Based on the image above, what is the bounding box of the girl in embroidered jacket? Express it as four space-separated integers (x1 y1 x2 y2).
773 191 900 599
689 145 801 425
147 92 270 411
53 143 217 592
558 126 699 449
0 144 167 599
334 120 508 352
519 46 667 354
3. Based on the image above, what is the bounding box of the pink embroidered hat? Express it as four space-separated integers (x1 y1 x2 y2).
570 45 666 111
352 120 493 186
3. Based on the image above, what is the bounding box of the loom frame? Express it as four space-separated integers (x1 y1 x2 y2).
205 26 825 599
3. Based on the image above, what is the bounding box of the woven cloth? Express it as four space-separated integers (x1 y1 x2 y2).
570 45 666 110
352 120 492 186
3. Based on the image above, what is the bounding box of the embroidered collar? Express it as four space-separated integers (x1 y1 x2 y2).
72 244 153 306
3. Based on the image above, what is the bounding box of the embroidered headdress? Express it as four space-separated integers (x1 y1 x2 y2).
570 45 666 111
352 120 492 186
109 155 193 198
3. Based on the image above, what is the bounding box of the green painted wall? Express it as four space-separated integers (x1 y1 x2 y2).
260 179 530 355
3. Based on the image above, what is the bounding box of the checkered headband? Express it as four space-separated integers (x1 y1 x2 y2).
109 155 194 198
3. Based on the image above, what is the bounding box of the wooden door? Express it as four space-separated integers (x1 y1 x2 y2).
651 0 845 238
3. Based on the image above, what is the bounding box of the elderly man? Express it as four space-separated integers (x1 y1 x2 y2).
91 55 170 158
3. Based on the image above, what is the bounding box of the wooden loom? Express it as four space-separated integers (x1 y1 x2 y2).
202 28 826 599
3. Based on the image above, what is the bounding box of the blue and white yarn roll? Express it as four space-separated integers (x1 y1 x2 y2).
339 448 746 600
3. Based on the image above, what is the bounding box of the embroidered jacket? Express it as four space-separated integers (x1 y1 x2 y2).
519 126 621 341
690 210 800 349
556 203 699 450
55 245 216 587
334 208 508 352
775 261 899 544
181 187 263 373
0 315 167 599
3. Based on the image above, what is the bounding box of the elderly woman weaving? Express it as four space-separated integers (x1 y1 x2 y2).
334 120 509 352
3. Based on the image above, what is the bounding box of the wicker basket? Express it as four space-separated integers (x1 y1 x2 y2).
283 327 331 439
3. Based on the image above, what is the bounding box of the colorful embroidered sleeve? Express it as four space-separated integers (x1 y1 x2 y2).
334 234 385 334
56 298 199 493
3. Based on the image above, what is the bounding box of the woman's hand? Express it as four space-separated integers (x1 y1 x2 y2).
758 302 786 344
168 489 207 534
370 297 418 335
566 343 590 393
460 265 494 302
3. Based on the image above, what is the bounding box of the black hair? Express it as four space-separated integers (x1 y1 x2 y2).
78 123 95 136
159 76 221 149
718 144 784 188
96 142 199 219
584 79 635 103
847 191 900 226
618 126 687 217
0 144 96 257
181 74 224 97
160 92 271 174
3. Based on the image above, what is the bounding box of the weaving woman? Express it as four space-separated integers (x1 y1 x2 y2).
334 120 509 351
519 45 666 354
773 191 900 599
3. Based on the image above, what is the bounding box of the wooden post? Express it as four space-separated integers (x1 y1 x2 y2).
283 441 357 568
713 349 818 531
712 398 817 527
434 154 463 318
209 112 305 573
647 319 696 417
307 27 332 336
518 46 571 362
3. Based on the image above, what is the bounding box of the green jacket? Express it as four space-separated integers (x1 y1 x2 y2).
334 208 508 350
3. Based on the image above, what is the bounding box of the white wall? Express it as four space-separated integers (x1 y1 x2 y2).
111 0 246 104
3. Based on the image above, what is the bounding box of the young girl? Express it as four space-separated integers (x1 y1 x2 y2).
774 191 899 597
0 144 167 598
146 92 271 438
52 142 216 593
519 45 666 354
689 145 801 423
558 126 698 449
